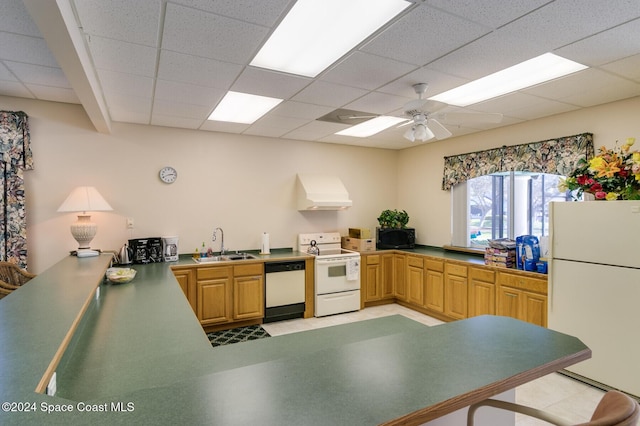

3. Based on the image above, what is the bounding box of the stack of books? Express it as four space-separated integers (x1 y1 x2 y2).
484 239 516 268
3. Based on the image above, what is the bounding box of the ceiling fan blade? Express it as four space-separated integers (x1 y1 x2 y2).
437 112 503 124
396 119 412 128
427 119 452 140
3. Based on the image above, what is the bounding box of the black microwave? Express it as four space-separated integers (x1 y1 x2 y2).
376 227 415 249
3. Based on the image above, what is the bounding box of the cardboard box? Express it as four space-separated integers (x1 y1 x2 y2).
348 228 371 239
341 236 375 252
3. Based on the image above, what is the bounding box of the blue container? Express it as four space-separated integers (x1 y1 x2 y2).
516 235 540 271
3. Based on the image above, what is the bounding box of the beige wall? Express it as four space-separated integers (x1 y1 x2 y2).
397 96 640 248
4 94 640 273
2 96 399 273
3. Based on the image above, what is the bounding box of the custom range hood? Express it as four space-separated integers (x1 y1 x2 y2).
296 174 352 211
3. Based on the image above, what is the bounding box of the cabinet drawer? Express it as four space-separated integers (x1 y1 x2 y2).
497 272 547 294
407 255 424 268
470 267 495 282
197 266 232 280
445 263 467 277
365 255 380 265
425 258 444 272
234 263 263 277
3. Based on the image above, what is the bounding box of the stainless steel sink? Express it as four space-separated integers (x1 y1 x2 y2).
192 252 258 263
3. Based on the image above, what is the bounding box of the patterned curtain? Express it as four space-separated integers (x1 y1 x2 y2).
0 111 33 269
442 133 594 190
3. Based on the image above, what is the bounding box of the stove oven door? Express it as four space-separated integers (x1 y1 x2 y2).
315 256 360 294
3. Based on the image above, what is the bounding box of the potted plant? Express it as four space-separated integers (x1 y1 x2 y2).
377 209 410 229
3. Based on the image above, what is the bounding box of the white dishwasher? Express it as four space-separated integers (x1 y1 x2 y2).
264 260 306 323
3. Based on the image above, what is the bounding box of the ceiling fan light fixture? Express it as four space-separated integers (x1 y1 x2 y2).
403 127 416 142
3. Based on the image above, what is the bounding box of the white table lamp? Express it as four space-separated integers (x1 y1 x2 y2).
57 186 112 249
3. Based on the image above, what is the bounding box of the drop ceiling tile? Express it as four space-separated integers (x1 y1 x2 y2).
344 91 411 115
0 80 33 98
157 50 243 89
601 54 640 82
162 3 269 64
270 101 334 120
424 0 549 28
154 79 225 108
292 81 368 108
151 114 202 129
97 69 154 98
169 0 293 27
0 32 59 67
88 36 157 77
243 124 291 139
362 4 490 66
0 62 18 81
474 92 580 120
321 52 415 90
523 68 640 107
232 67 311 99
556 19 640 67
73 0 162 47
1 0 42 37
152 99 212 120
282 120 347 141
199 120 249 133
26 84 79 103
4 61 70 87
105 94 152 122
251 114 309 131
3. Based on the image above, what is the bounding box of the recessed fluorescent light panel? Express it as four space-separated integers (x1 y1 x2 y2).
430 53 588 106
336 116 406 137
208 91 283 124
250 0 411 77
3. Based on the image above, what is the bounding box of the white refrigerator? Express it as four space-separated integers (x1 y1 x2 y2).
548 200 640 397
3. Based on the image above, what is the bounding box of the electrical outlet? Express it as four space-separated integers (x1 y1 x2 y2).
126 218 134 229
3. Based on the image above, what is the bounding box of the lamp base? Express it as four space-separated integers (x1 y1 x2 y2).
70 214 97 249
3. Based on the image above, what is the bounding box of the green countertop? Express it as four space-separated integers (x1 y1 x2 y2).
0 253 581 425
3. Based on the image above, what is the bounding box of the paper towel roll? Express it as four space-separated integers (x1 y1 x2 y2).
261 232 270 254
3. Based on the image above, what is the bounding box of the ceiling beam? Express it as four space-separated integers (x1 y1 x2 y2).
22 0 111 134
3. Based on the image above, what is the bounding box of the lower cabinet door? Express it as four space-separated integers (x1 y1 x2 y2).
198 278 232 324
233 275 264 320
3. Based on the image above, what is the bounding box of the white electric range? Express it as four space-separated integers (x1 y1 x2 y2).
298 232 361 317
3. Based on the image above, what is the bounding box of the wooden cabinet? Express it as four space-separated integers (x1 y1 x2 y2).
188 262 265 328
394 254 407 301
424 258 444 313
381 253 395 299
496 271 547 327
363 254 382 302
172 267 196 313
444 262 468 320
196 266 233 325
468 267 496 317
362 253 395 305
232 263 264 321
406 255 425 306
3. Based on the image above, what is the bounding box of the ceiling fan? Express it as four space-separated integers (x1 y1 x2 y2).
401 83 503 142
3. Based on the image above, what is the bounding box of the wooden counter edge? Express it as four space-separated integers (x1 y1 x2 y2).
380 347 592 426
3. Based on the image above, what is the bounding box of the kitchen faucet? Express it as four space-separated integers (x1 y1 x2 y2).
212 227 225 254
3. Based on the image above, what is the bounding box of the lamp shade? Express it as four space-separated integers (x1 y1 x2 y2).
57 186 112 213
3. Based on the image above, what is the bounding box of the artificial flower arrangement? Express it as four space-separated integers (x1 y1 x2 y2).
560 138 640 200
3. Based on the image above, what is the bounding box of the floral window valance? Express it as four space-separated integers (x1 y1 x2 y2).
442 132 594 190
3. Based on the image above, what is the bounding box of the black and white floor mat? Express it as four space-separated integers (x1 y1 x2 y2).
207 325 271 347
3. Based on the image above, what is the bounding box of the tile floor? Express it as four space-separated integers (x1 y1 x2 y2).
262 305 606 425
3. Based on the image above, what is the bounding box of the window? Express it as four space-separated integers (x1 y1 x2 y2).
452 171 568 249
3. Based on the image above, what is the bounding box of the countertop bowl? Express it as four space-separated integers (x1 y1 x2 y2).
106 267 137 284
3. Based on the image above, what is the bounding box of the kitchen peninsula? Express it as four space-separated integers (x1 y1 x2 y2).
0 254 589 425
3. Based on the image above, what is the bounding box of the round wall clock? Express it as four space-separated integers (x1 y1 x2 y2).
159 166 177 184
